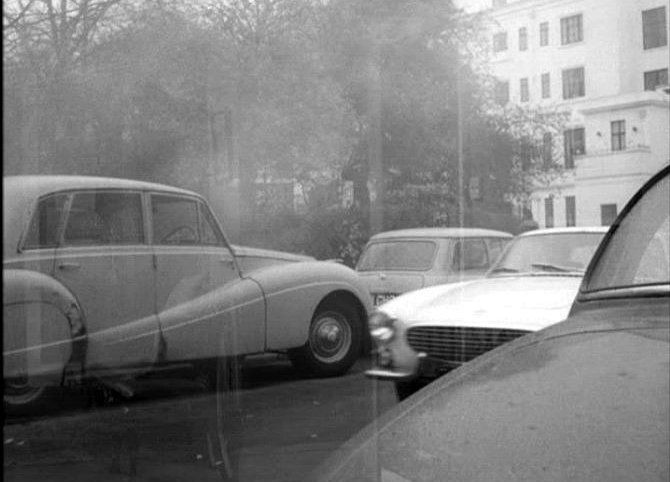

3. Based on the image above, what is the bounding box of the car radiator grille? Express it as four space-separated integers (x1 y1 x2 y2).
406 326 531 364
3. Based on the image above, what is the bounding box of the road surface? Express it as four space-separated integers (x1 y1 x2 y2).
4 356 397 481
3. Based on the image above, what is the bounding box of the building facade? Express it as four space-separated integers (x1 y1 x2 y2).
481 0 669 227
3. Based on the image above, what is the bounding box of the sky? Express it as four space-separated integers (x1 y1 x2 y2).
454 0 491 13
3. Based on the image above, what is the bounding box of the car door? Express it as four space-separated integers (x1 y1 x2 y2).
150 193 263 362
53 190 160 372
151 193 239 311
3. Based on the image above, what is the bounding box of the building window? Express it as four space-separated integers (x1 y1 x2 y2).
563 127 585 168
611 120 626 151
539 22 549 46
561 14 583 45
562 67 585 99
565 196 576 227
495 80 509 105
644 68 669 90
493 32 508 52
642 7 667 50
545 197 554 228
541 72 551 98
520 78 529 102
600 204 617 226
542 132 553 167
518 27 528 51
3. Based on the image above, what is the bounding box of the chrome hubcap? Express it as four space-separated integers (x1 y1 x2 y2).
309 312 352 363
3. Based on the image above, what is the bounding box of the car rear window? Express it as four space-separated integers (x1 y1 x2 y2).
356 240 436 271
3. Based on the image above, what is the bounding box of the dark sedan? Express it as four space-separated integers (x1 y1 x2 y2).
316 165 669 482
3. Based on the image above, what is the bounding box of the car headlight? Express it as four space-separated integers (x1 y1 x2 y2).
369 311 396 343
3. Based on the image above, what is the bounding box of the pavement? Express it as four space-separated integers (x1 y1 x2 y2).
3 357 397 481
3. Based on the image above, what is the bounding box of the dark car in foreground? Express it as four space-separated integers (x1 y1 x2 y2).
316 165 669 481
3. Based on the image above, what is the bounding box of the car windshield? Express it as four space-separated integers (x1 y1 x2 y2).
586 175 670 291
489 232 605 275
356 241 436 271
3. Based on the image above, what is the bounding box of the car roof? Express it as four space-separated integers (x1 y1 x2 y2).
369 227 513 241
3 175 196 199
518 226 609 237
3 175 199 257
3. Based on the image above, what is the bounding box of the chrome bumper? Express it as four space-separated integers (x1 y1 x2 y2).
365 352 461 381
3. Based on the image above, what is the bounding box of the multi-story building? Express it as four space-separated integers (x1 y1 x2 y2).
477 0 669 227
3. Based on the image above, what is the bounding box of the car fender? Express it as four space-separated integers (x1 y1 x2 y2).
246 261 373 351
157 276 266 361
3 269 87 384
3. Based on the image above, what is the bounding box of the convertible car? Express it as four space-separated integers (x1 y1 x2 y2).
316 165 669 481
366 226 607 399
3 175 373 414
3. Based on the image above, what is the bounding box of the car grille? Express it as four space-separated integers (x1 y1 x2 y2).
406 326 531 364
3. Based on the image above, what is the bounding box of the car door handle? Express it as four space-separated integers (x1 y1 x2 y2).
58 262 81 271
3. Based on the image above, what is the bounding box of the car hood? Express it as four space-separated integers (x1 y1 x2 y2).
380 275 582 332
316 297 670 482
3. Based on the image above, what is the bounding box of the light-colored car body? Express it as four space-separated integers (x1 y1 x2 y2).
356 228 513 306
316 166 670 482
3 175 373 411
365 227 608 393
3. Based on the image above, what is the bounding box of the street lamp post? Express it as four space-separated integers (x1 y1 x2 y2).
456 62 465 229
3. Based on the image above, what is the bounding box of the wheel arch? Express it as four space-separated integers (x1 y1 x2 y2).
3 269 88 384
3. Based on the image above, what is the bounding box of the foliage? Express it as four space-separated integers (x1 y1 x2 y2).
3 0 566 260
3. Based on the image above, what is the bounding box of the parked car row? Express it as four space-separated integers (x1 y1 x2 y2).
365 226 608 399
316 164 670 481
4 164 669 462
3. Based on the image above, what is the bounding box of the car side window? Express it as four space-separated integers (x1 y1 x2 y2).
63 192 144 246
198 202 225 246
453 239 489 271
151 194 200 245
23 194 68 249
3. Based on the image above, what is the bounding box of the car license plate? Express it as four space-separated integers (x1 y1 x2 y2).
373 293 397 306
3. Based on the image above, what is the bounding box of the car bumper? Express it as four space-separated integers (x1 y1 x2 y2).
365 350 461 382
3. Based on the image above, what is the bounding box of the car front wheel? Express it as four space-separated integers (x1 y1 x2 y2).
289 300 362 377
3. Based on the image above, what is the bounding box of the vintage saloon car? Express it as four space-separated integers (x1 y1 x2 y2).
356 228 513 306
316 166 670 482
366 226 607 399
3 176 373 413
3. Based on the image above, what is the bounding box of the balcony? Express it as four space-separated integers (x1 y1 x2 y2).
574 144 663 181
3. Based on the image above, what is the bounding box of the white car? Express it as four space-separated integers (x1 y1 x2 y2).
356 228 513 306
365 227 608 399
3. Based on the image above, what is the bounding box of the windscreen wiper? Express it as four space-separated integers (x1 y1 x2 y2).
530 263 577 273
489 267 519 274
